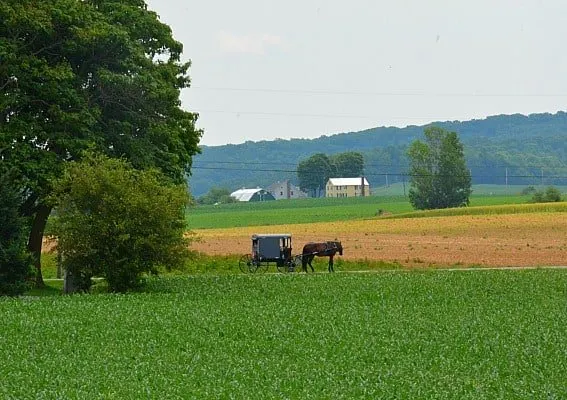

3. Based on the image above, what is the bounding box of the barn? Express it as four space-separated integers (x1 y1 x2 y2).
230 188 276 202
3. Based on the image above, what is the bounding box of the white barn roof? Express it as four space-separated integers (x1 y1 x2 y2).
328 178 369 186
230 188 264 202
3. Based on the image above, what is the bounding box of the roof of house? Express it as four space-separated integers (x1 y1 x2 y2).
328 177 369 186
266 180 287 191
267 180 303 191
230 188 266 201
252 234 292 239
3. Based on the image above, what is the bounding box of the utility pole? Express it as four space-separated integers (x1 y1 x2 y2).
541 168 544 186
505 167 508 188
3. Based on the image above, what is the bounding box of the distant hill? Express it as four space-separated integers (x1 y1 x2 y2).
189 112 567 196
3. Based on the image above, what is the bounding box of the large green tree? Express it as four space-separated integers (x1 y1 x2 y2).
407 126 471 210
297 153 335 197
0 0 202 286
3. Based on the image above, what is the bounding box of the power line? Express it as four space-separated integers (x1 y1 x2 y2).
191 166 567 180
193 160 567 170
192 86 567 98
193 109 386 119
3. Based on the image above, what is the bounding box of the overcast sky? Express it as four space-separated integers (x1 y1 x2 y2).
146 0 567 146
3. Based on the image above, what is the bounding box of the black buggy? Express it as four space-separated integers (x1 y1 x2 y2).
239 234 303 273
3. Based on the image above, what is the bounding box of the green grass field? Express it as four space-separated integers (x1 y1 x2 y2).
4 270 567 398
187 193 535 230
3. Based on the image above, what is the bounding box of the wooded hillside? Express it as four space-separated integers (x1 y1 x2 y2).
190 112 567 196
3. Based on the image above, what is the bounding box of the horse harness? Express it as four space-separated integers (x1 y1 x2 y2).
320 242 339 256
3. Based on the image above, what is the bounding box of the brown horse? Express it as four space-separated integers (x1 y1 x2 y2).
301 241 343 273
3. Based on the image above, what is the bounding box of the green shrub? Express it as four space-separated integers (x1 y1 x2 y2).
197 187 237 205
53 153 192 293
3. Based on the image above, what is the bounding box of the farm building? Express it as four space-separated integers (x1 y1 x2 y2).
267 180 308 200
326 177 370 198
230 188 276 202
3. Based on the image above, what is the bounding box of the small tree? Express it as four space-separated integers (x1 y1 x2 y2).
297 153 335 197
197 187 237 205
408 126 471 210
531 186 563 203
0 171 32 296
54 153 191 293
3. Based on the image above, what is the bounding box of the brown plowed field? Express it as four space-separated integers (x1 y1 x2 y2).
190 213 567 267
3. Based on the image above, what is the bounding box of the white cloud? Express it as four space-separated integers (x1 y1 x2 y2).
217 31 286 54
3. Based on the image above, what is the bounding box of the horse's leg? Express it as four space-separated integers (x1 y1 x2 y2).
302 256 307 273
308 256 314 272
328 254 334 273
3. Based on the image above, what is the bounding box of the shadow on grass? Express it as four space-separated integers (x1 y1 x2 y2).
25 280 63 297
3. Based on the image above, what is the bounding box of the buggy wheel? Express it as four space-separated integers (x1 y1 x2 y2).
256 261 268 273
239 254 257 273
277 260 292 273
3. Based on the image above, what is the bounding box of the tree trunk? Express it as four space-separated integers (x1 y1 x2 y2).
27 203 52 288
56 249 63 279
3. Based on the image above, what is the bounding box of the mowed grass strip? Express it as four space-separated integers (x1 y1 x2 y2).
2 271 566 398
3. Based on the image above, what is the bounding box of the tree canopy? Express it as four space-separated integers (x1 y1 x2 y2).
0 0 202 285
407 126 471 210
329 152 365 178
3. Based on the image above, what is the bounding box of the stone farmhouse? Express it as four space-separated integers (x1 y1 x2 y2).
267 180 308 200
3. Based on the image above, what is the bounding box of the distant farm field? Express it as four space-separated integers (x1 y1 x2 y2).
187 194 533 230
4 271 567 398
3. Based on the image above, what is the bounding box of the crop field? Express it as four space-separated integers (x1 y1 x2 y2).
190 211 567 268
187 194 532 230
389 201 567 220
3 271 567 398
